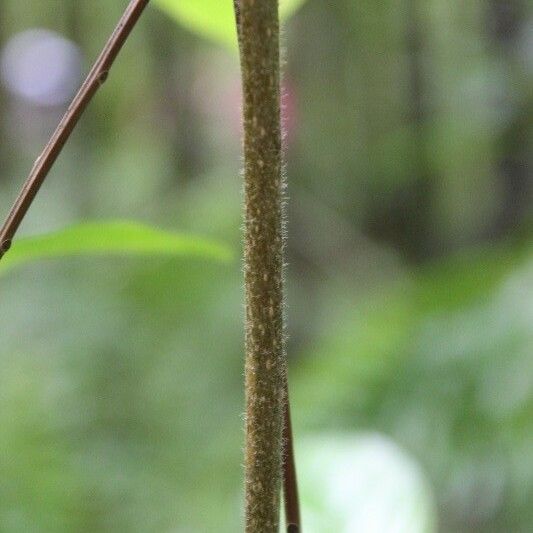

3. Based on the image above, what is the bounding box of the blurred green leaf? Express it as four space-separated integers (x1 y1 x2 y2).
0 220 232 274
154 0 307 47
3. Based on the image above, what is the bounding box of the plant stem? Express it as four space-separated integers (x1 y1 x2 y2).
235 3 300 530
282 382 301 531
0 0 150 260
235 1 286 531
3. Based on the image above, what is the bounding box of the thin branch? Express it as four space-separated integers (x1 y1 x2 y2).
283 381 301 532
0 0 151 260
235 1 291 531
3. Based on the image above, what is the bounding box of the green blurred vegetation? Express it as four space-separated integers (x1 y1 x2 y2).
0 1 531 532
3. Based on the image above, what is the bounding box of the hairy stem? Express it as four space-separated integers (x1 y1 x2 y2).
235 1 285 531
0 0 150 260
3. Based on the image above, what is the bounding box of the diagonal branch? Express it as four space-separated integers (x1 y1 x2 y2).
0 0 151 260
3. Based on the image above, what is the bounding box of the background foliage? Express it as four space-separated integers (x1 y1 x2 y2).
0 1 531 531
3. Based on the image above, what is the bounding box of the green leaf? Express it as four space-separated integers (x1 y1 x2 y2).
154 0 306 48
0 220 232 274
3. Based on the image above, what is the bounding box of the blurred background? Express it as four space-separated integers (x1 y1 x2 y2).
0 1 531 531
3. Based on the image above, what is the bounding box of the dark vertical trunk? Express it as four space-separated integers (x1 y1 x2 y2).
146 16 203 184
364 0 435 264
486 0 531 239
63 0 81 41
401 0 434 262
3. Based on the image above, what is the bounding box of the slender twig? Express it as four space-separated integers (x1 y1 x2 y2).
0 0 151 260
283 381 301 532
234 1 294 531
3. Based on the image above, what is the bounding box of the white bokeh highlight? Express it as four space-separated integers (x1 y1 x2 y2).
1 29 82 106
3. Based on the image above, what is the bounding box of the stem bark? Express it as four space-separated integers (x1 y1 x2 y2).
235 1 285 531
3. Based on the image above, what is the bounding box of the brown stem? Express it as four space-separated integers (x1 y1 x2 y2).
283 381 301 532
235 1 287 531
235 2 300 531
0 0 150 260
